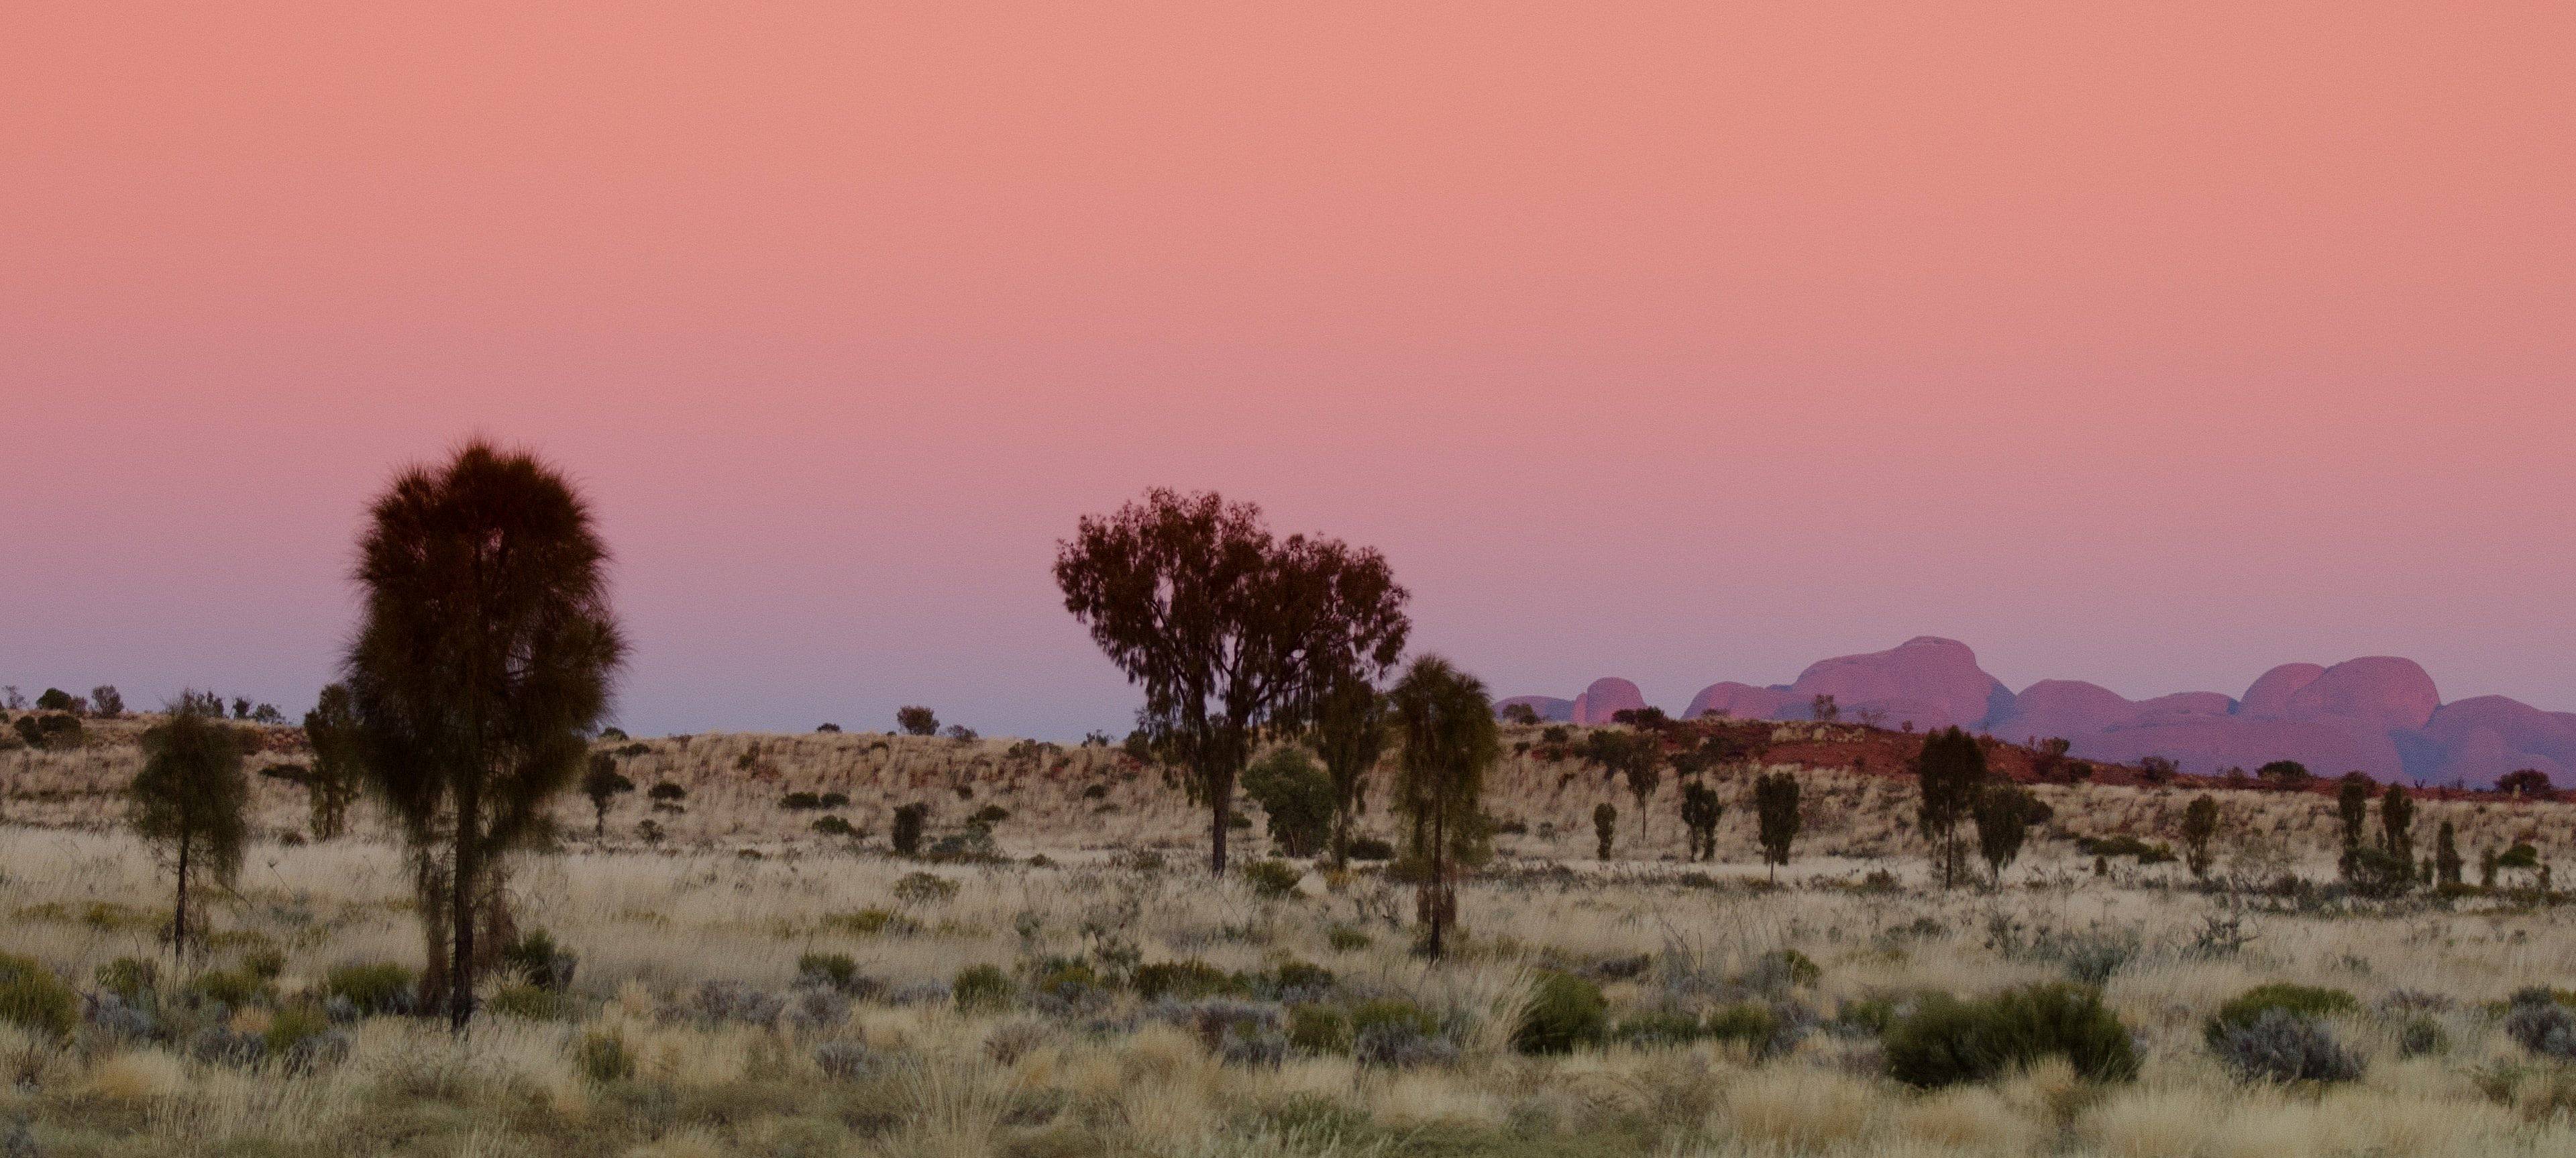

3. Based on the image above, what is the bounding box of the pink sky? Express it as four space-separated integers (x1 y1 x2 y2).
4 3 2571 737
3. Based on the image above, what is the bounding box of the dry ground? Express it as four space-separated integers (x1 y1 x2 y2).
6 721 2576 1156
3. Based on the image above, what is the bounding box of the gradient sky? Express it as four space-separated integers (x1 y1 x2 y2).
4 3 2571 739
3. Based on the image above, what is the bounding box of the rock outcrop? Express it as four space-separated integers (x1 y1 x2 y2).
1507 639 2565 788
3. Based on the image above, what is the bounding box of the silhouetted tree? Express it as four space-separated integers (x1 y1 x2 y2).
89 685 125 719
1973 784 2037 884
2379 783 2414 866
2255 759 2312 789
2334 772 2373 869
300 683 364 840
345 441 626 1031
128 695 249 955
1499 702 1540 726
1310 673 1390 868
2434 819 2463 886
580 753 635 837
1915 727 1987 888
1679 782 1723 861
896 706 939 736
1389 656 1495 961
1809 694 1839 723
1593 801 1617 859
35 688 73 712
1054 488 1409 873
2498 769 2555 800
1753 771 1801 882
2181 794 2220 880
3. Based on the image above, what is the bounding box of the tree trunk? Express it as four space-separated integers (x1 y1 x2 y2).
450 779 478 1032
1209 784 1229 875
172 834 190 957
1427 807 1448 960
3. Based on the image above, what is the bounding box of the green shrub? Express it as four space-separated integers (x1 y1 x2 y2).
500 929 576 991
262 1004 331 1054
1288 1005 1352 1053
798 953 859 991
1513 971 1607 1055
1350 998 1441 1042
1884 982 2139 1088
954 964 1016 1012
487 983 572 1020
1612 1010 1707 1047
2205 984 2359 1047
242 947 288 982
322 962 417 1014
812 815 857 837
1132 959 1244 1001
0 953 76 1037
1268 960 1335 994
1026 957 1102 1000
1240 859 1303 900
821 908 918 937
578 1029 637 1081
190 967 267 1008
95 956 159 1002
1346 837 1395 861
1326 926 1375 953
1705 1002 1780 1047
1240 748 1334 857
1834 994 1901 1036
894 871 960 906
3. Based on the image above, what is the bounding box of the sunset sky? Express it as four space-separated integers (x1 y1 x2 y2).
5 3 2571 738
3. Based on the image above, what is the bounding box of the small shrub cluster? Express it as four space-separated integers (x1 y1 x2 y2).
1884 982 2139 1088
2212 1008 2365 1084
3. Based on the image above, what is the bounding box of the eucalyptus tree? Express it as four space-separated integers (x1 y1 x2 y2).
1915 727 1988 888
129 694 250 955
1055 488 1409 873
299 682 364 839
345 441 626 1030
1390 655 1498 960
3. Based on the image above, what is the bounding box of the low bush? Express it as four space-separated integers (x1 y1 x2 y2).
1513 971 1607 1055
893 872 960 906
2204 984 2359 1047
1133 959 1243 1001
0 953 76 1037
821 908 919 937
2506 988 2576 1059
95 956 159 1002
796 953 860 992
1612 1010 1706 1047
1346 837 1395 861
189 967 268 1009
1326 926 1374 953
2212 1008 2365 1084
1288 1004 1351 1053
1241 859 1303 900
954 964 1016 1012
1884 982 2139 1088
321 962 417 1015
578 1029 637 1081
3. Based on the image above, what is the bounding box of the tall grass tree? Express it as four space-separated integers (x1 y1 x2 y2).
1390 655 1497 960
1309 672 1391 869
345 440 627 1031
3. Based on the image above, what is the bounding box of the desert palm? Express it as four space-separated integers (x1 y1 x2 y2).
1390 654 1497 961
345 440 625 1030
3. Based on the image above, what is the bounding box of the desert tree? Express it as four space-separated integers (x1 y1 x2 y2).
1579 729 1662 843
1499 702 1540 726
2334 773 2372 870
2379 783 2415 865
2181 794 2220 880
2256 759 2312 790
580 752 635 837
1389 655 1497 960
896 706 939 736
345 440 627 1031
1679 781 1723 861
1809 693 1839 723
127 694 250 955
299 682 364 839
1915 726 1988 888
2498 769 2555 800
1055 488 1409 874
1593 801 1617 859
1973 784 2038 884
1308 672 1390 868
89 684 125 719
35 688 74 712
2434 819 2463 886
1753 770 1801 882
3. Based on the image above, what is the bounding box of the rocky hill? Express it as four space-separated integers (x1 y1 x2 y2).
1507 637 2576 787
